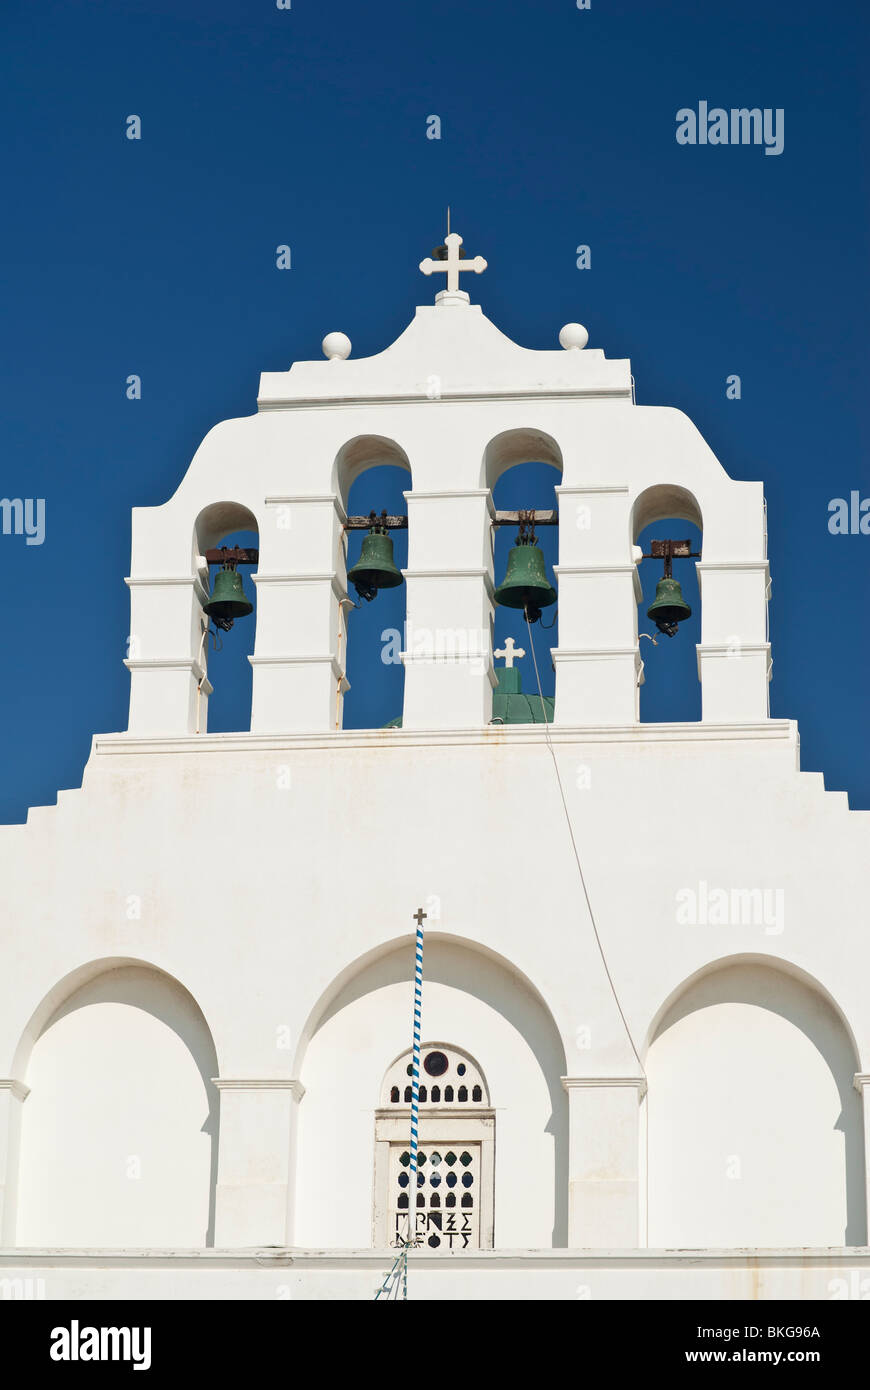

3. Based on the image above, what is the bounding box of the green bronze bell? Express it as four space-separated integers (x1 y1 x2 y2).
494 537 557 623
203 565 253 631
646 575 692 637
347 525 404 602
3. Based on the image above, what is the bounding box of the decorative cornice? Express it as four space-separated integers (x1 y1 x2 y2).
0 1080 30 1102
212 1078 305 1100
256 388 632 412
375 1107 495 1121
853 1074 870 1093
562 1076 647 1096
124 658 207 681
247 654 346 682
555 484 630 496
695 561 769 572
552 647 642 664
93 719 797 757
125 575 210 605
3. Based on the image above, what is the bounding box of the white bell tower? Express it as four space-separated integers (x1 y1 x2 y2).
123 228 769 736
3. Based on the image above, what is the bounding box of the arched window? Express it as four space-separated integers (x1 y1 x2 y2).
632 485 703 723
334 437 411 731
193 502 259 733
484 430 562 724
374 1044 494 1249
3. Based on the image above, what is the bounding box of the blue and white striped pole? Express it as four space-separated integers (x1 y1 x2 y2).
375 904 428 1299
407 905 427 1245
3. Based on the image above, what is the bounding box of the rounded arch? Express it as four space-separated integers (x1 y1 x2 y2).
192 500 260 562
293 932 569 1248
482 427 563 491
292 931 567 1076
631 483 703 542
11 955 221 1079
332 435 412 509
642 952 861 1064
645 954 865 1246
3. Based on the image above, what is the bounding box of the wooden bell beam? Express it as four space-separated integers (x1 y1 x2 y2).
343 510 560 530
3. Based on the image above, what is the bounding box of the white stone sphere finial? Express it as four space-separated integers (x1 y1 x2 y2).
559 322 588 351
322 332 352 361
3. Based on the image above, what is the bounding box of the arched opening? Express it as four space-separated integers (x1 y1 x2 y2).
194 502 259 733
15 961 219 1247
645 958 864 1247
632 484 702 723
335 437 411 730
485 431 562 723
293 934 567 1248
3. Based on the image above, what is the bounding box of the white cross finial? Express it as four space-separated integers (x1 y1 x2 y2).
419 232 487 301
493 637 525 668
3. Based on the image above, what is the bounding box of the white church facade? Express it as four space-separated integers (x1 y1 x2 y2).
1 235 869 1299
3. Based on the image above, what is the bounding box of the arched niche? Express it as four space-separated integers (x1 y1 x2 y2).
293 934 568 1248
333 435 411 510
193 500 260 560
631 484 703 722
334 437 412 730
192 501 259 734
645 957 864 1247
630 483 703 541
14 960 219 1248
482 428 563 493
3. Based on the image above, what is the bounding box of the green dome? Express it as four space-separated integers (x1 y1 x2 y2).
382 667 553 728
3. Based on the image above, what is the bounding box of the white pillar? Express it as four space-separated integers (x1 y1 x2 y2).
213 1079 305 1247
696 561 771 721
0 1080 28 1244
125 576 211 735
401 490 495 727
562 1077 645 1247
853 1073 870 1244
552 486 641 725
250 495 349 733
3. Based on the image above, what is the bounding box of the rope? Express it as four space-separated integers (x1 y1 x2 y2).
524 613 645 1076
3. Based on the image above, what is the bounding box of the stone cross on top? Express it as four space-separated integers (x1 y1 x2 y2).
419 231 487 302
494 637 525 668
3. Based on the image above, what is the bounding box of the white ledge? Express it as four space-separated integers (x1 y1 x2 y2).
92 720 797 758
0 1246 868 1267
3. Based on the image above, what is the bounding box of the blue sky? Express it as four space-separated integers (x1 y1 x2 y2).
0 0 867 820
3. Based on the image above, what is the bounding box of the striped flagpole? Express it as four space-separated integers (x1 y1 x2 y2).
375 904 427 1300
407 905 427 1246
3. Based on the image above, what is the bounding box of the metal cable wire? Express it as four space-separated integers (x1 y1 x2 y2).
524 613 646 1076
